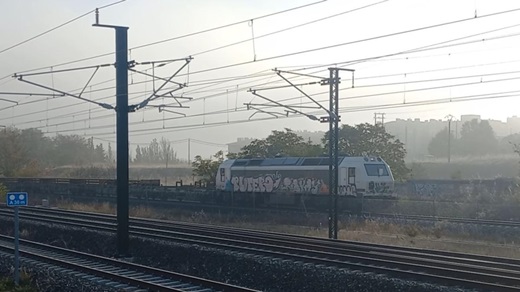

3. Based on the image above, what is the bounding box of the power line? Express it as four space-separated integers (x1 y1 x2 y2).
12 0 327 76
8 8 519 118
7 61 520 129
6 9 520 132
5 37 520 127
80 89 520 139
191 0 389 57
159 7 520 81
0 0 127 55
26 72 520 135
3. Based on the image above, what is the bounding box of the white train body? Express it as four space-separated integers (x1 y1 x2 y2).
215 156 394 197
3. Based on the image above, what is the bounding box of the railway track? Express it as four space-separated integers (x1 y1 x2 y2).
362 212 520 228
35 193 520 231
1 206 520 291
0 234 257 292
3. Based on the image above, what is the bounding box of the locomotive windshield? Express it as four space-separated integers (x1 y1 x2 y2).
364 164 389 176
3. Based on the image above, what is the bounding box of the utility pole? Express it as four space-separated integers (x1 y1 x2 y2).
374 112 385 126
93 12 131 258
245 67 353 240
328 68 340 240
320 68 354 240
13 8 191 260
446 114 454 164
187 138 191 164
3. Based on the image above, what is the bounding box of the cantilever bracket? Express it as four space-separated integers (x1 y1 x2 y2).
135 57 193 111
247 89 319 121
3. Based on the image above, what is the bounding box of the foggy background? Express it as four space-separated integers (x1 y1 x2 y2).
1 0 520 166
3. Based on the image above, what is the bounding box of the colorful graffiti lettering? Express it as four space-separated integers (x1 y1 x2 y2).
231 174 282 193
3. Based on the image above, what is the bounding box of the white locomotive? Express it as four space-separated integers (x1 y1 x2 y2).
215 156 394 198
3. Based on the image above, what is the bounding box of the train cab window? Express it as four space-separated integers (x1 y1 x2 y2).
364 164 389 176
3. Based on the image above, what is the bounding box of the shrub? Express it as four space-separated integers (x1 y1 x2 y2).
0 183 7 203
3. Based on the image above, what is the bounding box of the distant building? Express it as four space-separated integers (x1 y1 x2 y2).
507 116 520 135
385 118 446 160
384 114 520 160
460 114 481 124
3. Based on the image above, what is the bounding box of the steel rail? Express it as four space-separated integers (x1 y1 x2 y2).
0 234 257 292
1 207 520 291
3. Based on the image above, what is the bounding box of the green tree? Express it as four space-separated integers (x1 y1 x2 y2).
107 143 114 163
94 143 107 162
135 145 143 163
20 128 52 164
324 123 409 180
456 119 497 156
238 128 323 158
428 127 455 158
0 183 7 203
0 127 30 176
50 134 91 165
409 162 429 179
192 150 225 184
499 133 520 154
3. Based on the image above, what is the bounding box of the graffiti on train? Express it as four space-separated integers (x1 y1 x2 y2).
368 181 392 193
279 177 325 194
231 174 326 194
231 174 282 193
339 184 357 196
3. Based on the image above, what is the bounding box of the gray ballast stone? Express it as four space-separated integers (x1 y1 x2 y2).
0 216 478 292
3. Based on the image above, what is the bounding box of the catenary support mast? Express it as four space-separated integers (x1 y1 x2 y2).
94 17 131 257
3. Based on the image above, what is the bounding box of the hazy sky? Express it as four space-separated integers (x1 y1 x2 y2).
1 0 520 159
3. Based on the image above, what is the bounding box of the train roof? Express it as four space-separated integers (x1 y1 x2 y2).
228 156 385 167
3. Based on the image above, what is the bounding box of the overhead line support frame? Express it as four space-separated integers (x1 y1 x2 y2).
320 67 354 240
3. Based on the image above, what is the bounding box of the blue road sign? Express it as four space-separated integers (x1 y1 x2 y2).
7 192 28 207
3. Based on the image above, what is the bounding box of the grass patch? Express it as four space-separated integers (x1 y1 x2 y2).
53 201 520 259
0 270 36 292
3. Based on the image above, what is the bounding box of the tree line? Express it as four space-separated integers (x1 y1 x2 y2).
428 119 520 158
0 127 181 177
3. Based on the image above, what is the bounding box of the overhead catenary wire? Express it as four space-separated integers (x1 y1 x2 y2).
79 89 520 139
3 3 520 140
190 0 390 57
0 0 127 55
3 40 514 128
7 7 520 119
6 57 520 128
177 7 520 79
24 73 520 134
11 0 328 76
5 0 388 100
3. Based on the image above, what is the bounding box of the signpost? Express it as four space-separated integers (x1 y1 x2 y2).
6 192 28 286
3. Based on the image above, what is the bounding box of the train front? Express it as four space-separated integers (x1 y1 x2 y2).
362 157 395 196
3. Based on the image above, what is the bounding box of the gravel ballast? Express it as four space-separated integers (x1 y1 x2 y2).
0 216 478 292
